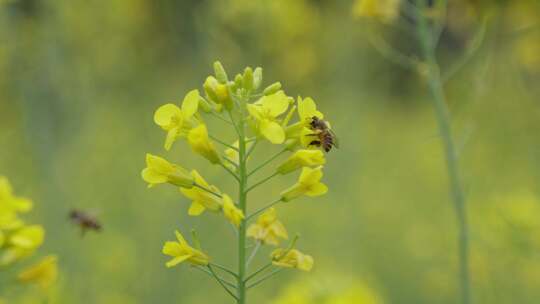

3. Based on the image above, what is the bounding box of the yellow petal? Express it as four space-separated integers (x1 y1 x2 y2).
181 90 200 119
188 202 206 216
305 183 328 197
260 120 285 144
261 91 289 117
154 104 182 128
299 166 323 184
247 104 263 120
166 254 192 268
9 225 44 249
298 97 323 121
164 127 179 151
162 241 183 256
17 255 58 288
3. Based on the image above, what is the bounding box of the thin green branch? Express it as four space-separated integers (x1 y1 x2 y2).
210 262 239 278
416 1 471 304
219 162 241 182
246 172 279 193
208 111 234 125
208 265 239 300
245 263 273 283
367 30 420 71
194 183 223 198
247 149 287 177
246 268 285 289
192 266 237 290
223 157 239 168
443 19 488 83
209 135 238 151
246 140 259 159
247 198 283 221
246 241 261 268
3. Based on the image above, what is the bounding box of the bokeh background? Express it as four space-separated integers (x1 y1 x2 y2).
1 0 540 303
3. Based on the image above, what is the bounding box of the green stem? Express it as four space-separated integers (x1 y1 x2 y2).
246 241 261 268
246 172 279 193
210 262 239 278
237 96 249 304
208 265 239 300
416 2 471 304
220 162 241 182
246 268 284 289
247 198 283 221
193 266 237 290
194 183 223 198
247 149 287 177
245 263 272 282
210 135 238 151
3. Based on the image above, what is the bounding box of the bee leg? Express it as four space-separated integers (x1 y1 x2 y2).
305 134 319 137
310 140 321 146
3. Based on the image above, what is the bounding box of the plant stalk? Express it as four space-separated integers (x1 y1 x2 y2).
237 94 249 304
416 3 471 304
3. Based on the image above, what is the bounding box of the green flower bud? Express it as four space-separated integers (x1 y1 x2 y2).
198 96 213 113
203 76 219 102
215 84 233 110
263 82 282 95
253 67 263 90
213 61 228 83
243 67 253 91
233 74 243 91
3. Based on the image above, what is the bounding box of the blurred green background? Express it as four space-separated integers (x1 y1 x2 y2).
1 0 540 303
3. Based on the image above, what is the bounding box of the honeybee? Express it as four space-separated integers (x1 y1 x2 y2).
307 116 339 152
69 209 102 236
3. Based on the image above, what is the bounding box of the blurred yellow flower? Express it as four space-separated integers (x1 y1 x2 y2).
222 194 244 227
281 166 328 202
353 0 400 23
187 124 221 164
271 248 313 271
277 149 326 174
272 275 384 304
162 230 209 267
247 208 288 246
17 255 58 289
0 176 32 213
180 170 222 216
9 225 44 250
247 91 290 144
141 154 194 188
154 89 200 150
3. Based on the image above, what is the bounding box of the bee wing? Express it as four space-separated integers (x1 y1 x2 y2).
329 129 340 148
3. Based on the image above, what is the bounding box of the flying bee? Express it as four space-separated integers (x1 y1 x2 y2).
69 209 102 236
306 116 339 152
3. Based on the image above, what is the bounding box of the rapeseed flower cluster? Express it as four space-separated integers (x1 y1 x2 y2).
142 61 335 302
0 176 58 290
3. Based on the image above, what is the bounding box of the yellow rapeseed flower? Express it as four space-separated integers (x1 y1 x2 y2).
162 230 209 267
180 170 222 216
271 248 314 271
285 97 325 147
280 166 328 202
247 208 288 246
0 176 32 214
0 225 45 266
141 154 194 188
247 91 290 144
353 0 401 23
154 89 200 150
222 194 244 227
277 149 326 174
187 124 221 164
17 255 58 289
